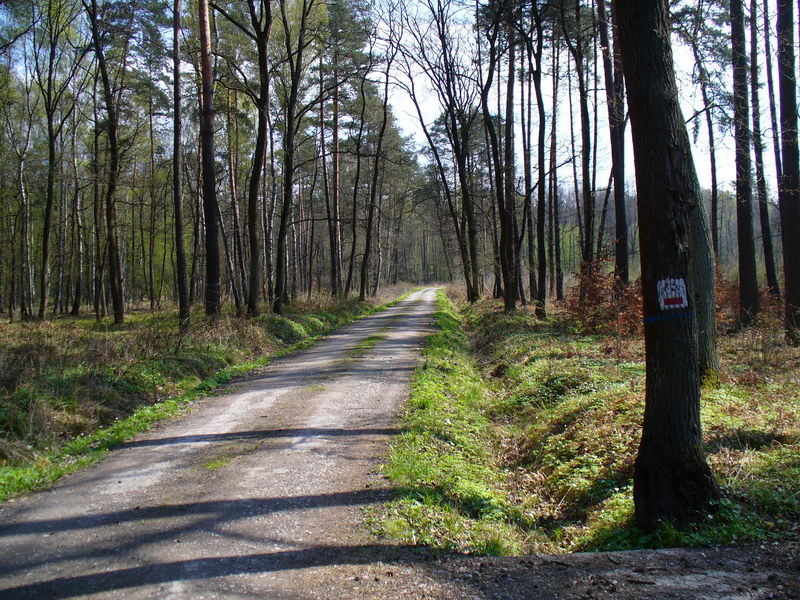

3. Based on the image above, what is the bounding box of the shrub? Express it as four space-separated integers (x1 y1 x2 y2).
561 258 642 335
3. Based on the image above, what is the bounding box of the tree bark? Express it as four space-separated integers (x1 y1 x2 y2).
777 0 800 342
750 0 781 299
731 0 760 326
173 0 189 332
247 0 272 317
613 0 719 531
199 0 220 318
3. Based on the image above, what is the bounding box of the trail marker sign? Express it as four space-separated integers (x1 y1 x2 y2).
657 278 688 310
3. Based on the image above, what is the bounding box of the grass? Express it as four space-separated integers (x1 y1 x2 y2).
202 443 260 470
378 290 532 555
377 290 800 555
0 285 418 501
344 331 390 358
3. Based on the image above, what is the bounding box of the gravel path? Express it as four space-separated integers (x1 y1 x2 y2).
0 289 442 599
2 287 798 600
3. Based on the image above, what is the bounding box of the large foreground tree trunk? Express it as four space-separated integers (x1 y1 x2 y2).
614 0 719 532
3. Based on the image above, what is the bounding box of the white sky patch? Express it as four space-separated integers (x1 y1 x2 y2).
384 9 791 204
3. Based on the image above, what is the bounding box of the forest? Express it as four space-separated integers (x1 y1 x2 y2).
0 0 799 543
0 0 796 335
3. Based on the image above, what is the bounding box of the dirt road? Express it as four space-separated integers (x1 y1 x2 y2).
0 289 451 599
1 287 798 600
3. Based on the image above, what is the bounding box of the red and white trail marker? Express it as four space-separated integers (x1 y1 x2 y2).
657 278 688 310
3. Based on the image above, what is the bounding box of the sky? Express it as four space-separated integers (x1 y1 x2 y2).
385 15 783 206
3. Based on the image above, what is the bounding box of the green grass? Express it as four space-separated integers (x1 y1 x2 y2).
201 444 260 471
343 324 395 358
377 293 800 555
378 291 533 555
0 288 418 501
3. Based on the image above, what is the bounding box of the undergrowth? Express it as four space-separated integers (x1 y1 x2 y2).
379 288 799 555
0 286 414 500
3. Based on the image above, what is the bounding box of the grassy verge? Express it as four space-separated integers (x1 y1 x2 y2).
378 290 531 555
0 287 417 501
378 291 799 554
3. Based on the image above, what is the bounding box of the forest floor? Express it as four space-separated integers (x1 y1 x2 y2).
0 288 798 599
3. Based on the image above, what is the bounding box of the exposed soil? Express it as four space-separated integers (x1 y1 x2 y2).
0 287 797 599
302 542 800 600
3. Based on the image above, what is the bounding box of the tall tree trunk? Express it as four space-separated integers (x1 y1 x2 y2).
702 73 719 260
88 0 124 324
173 0 189 332
199 0 220 318
360 51 394 301
245 0 272 317
70 123 83 316
764 0 783 185
219 205 243 313
550 40 564 301
227 94 247 314
344 71 369 298
521 57 537 306
567 56 583 261
731 0 760 326
480 2 515 311
503 7 518 309
750 0 781 298
777 0 800 342
37 120 58 320
274 0 311 314
15 139 34 320
596 0 627 286
91 87 105 321
614 0 719 531
563 0 594 272
264 94 277 305
332 59 342 295
319 68 335 297
148 95 158 311
530 4 547 316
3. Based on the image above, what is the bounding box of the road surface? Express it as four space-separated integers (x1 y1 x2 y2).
2 287 797 600
0 288 446 599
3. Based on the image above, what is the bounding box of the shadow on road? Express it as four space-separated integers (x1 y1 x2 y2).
0 488 396 538
0 542 434 599
114 427 401 450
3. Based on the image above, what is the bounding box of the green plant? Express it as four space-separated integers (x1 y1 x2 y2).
379 290 799 555
0 289 416 500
